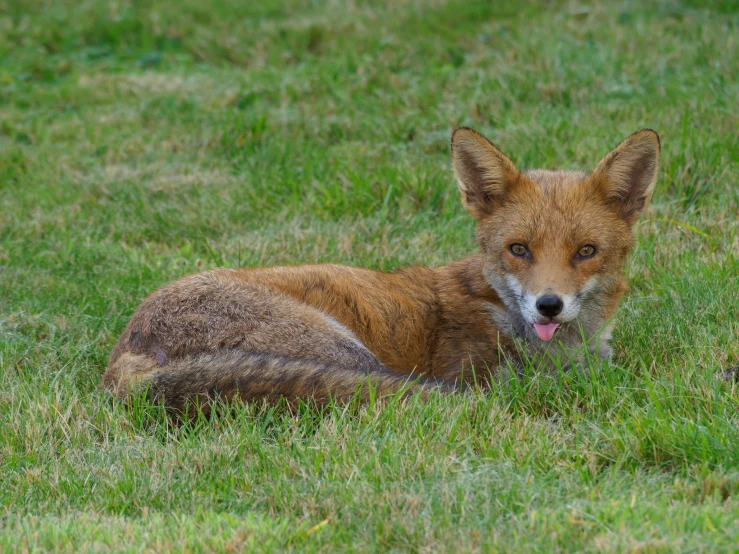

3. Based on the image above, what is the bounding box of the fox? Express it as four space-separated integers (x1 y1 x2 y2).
103 127 661 413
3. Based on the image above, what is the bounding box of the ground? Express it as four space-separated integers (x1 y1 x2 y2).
1 0 738 551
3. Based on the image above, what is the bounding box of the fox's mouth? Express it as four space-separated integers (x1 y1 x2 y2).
533 322 560 341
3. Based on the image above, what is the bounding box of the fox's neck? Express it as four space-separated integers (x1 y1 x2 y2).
421 255 520 380
439 255 531 340
434 253 523 345
434 254 501 306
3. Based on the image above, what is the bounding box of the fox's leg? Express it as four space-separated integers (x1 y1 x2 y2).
103 271 450 413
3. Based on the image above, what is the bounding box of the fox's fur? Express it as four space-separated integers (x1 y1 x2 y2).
104 127 661 413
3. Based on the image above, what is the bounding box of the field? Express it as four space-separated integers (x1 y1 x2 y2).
1 0 739 551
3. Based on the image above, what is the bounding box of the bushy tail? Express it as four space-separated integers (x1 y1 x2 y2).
104 350 453 416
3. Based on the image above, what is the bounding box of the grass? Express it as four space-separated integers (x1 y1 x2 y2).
1 0 739 551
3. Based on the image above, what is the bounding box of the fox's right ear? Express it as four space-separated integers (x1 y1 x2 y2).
451 127 520 220
591 129 661 225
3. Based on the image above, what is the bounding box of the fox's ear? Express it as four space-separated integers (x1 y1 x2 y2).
451 127 520 220
592 129 661 224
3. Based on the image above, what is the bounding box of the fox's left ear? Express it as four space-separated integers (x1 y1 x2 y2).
591 129 661 224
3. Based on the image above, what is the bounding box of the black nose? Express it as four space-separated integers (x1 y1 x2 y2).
536 295 563 318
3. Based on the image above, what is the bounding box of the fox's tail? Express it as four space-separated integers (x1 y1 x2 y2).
103 350 453 416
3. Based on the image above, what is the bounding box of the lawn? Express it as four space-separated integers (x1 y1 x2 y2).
1 0 738 551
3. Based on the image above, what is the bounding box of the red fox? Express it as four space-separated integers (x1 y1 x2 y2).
104 127 660 412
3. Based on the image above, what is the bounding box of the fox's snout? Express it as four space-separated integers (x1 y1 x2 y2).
503 275 584 328
535 295 563 318
524 289 579 325
519 288 585 342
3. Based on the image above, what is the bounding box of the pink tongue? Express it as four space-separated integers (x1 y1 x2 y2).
533 323 560 341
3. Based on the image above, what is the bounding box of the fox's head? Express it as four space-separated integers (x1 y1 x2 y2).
451 127 660 353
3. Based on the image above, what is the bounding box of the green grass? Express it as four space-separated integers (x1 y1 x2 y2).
2 0 739 551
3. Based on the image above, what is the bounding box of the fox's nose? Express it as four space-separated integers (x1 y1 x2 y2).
536 295 563 318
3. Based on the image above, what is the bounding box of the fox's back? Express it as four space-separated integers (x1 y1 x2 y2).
231 264 441 373
108 264 443 378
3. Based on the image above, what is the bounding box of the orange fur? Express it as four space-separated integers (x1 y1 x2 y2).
104 128 660 413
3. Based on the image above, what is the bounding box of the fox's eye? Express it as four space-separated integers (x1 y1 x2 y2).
576 245 597 258
510 244 529 257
